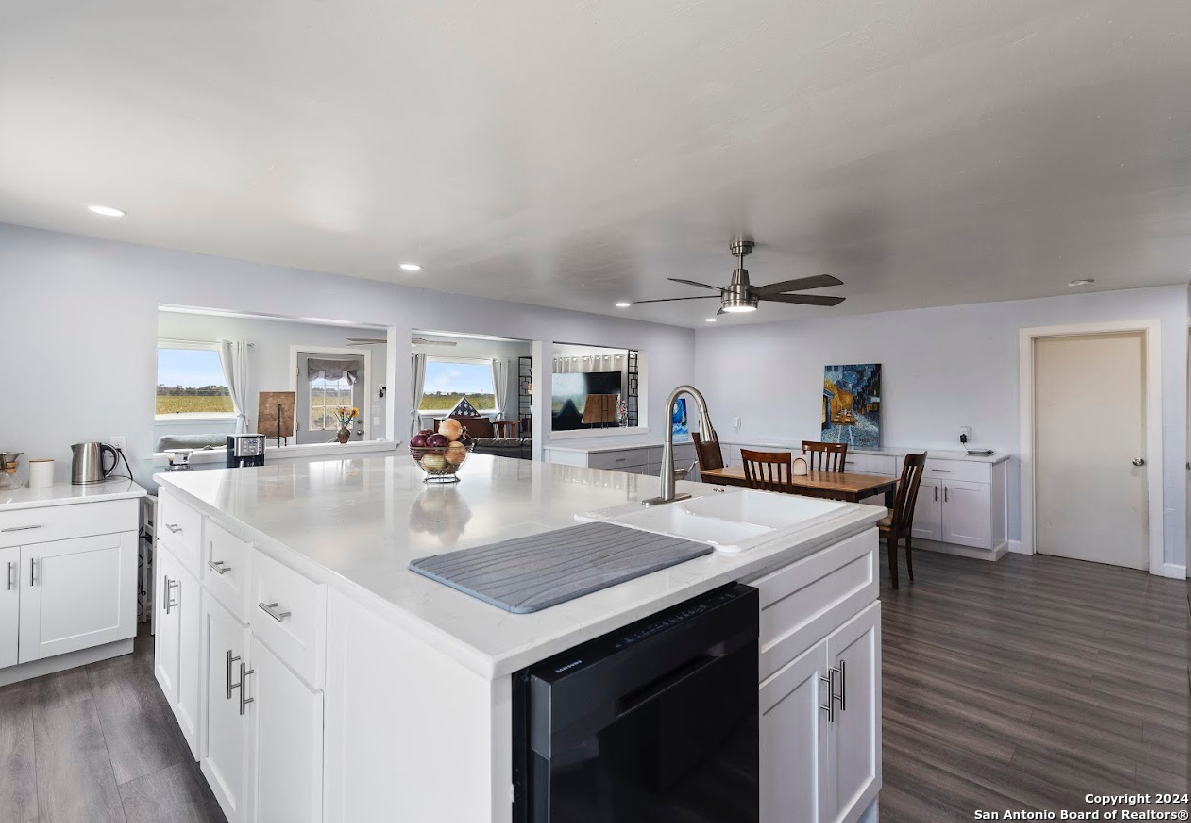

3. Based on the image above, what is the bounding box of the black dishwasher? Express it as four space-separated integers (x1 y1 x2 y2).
513 583 759 822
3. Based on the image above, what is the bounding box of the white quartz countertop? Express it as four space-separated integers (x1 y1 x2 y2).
0 478 146 511
542 434 692 453
718 439 1010 464
156 454 881 679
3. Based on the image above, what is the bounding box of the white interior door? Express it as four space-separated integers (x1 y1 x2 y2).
0 545 20 669
18 532 136 663
1034 333 1148 569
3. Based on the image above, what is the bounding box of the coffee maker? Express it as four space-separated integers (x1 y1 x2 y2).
226 434 266 469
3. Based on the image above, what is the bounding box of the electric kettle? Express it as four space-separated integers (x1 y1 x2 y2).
71 442 118 485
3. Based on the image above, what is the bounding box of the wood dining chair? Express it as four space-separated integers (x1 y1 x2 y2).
801 440 848 472
879 452 926 589
740 449 794 493
691 432 724 472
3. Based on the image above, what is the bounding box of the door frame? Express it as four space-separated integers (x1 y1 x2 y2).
1018 320 1164 575
289 345 372 440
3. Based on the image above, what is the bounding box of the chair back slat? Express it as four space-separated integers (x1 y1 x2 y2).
691 433 724 471
801 440 848 472
889 453 927 537
740 449 793 493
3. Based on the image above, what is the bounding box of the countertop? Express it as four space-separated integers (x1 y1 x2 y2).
542 434 692 453
156 454 882 679
717 438 1010 464
0 478 146 511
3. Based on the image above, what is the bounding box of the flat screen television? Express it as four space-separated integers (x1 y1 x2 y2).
551 372 623 431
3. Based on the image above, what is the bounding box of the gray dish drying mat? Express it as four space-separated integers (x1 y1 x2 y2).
408 521 713 614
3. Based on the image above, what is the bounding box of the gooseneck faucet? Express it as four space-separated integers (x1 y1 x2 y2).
642 385 719 506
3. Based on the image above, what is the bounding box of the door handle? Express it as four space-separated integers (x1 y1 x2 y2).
819 668 836 723
239 663 255 716
1132 458 1145 467
944 487 949 503
163 576 179 614
259 602 291 622
1 524 42 533
934 486 938 502
226 650 239 700
208 559 231 575
6 560 14 591
835 659 846 712
29 558 36 587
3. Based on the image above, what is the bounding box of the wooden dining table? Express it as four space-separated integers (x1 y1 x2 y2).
699 466 898 506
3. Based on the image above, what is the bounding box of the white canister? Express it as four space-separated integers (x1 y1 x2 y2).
27 459 54 489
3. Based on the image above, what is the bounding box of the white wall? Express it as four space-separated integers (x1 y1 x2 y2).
0 223 696 484
695 286 1189 567
156 311 389 447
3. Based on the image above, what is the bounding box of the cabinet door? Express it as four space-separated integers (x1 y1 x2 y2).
911 479 942 542
155 547 183 706
825 602 881 823
760 640 830 823
0 545 20 669
176 558 202 758
18 532 136 663
202 593 251 823
941 481 991 548
249 636 324 823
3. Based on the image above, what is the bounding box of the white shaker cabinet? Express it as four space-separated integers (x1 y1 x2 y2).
248 635 324 823
18 532 137 663
155 539 202 757
202 593 252 823
911 478 943 542
0 546 20 669
760 640 830 823
940 481 992 549
824 602 881 823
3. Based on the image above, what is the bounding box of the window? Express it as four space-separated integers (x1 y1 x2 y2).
310 374 354 431
418 358 496 413
156 345 233 418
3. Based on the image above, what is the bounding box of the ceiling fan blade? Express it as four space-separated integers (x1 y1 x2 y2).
666 278 720 290
347 337 387 343
753 274 844 295
411 337 458 346
632 295 721 304
759 293 846 306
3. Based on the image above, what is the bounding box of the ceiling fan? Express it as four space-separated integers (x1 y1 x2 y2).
346 336 458 347
633 240 846 314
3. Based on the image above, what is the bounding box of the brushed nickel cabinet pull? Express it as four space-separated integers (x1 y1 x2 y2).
836 660 847 712
226 650 240 700
165 523 183 534
819 669 836 723
945 488 949 503
208 560 231 575
2 524 42 533
163 576 179 614
29 558 36 587
239 664 255 716
259 602 291 622
934 486 938 502
6 560 14 591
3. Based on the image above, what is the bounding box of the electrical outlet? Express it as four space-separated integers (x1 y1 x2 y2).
110 436 127 451
733 417 741 432
958 426 972 441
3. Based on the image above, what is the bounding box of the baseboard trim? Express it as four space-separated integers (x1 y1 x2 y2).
1007 539 1027 554
1162 563 1187 579
912 539 1004 562
0 638 134 687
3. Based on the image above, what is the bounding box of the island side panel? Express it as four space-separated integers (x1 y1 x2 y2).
324 589 512 823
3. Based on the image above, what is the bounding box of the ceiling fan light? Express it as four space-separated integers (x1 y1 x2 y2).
721 304 757 313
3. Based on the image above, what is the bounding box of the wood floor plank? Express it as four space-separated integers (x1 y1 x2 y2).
0 681 38 823
87 657 190 786
880 548 1189 822
28 669 91 714
119 761 225 823
33 699 126 823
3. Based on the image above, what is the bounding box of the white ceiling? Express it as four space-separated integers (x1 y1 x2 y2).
2 1 1189 328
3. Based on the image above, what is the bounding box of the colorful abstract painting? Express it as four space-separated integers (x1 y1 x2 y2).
822 364 882 450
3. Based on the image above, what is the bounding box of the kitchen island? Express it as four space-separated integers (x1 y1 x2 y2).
154 454 884 823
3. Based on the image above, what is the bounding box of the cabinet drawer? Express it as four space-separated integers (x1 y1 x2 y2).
750 528 879 682
250 549 327 689
923 459 990 484
0 498 138 549
204 519 253 623
159 492 204 569
588 450 645 470
841 453 897 475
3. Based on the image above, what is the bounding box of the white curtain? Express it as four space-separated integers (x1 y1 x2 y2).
217 340 250 434
411 352 427 438
491 358 509 419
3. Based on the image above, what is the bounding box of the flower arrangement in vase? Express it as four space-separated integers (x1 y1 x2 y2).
334 406 359 443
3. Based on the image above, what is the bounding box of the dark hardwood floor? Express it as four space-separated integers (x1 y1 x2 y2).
0 624 225 823
879 547 1191 822
0 550 1186 822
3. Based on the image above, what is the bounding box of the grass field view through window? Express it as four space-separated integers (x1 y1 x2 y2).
157 347 234 415
418 360 497 413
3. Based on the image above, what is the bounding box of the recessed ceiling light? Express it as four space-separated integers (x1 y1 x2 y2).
705 317 717 322
87 204 125 218
399 263 422 272
615 301 631 308
1068 278 1095 287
